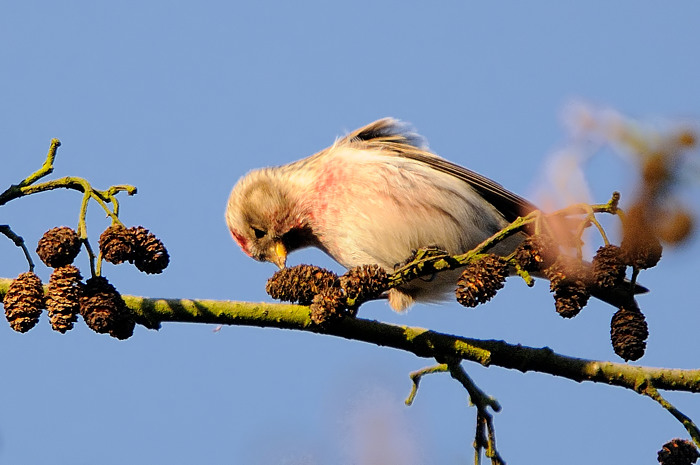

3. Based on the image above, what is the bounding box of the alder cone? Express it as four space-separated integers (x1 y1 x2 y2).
610 304 649 361
513 235 558 272
130 226 170 274
46 265 83 333
266 265 338 305
340 264 389 305
309 287 349 325
592 245 626 290
544 257 592 318
99 225 136 265
3 271 45 333
79 276 134 339
36 227 81 268
455 255 509 308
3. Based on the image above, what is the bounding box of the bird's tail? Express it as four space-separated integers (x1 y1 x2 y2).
591 280 648 308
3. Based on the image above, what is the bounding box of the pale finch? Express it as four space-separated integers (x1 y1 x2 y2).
226 118 634 311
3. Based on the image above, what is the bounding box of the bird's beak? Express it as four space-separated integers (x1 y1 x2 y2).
269 241 287 269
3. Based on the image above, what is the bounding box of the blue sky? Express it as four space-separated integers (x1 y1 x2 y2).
1 1 699 464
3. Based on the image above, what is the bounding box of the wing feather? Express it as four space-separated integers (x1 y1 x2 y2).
339 118 537 223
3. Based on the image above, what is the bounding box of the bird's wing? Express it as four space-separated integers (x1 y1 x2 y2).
340 118 537 223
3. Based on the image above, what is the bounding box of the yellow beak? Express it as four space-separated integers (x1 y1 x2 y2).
270 241 287 269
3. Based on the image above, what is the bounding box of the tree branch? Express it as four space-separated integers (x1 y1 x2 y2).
1 277 698 396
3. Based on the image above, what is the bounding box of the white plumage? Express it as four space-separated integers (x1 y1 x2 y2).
226 118 534 310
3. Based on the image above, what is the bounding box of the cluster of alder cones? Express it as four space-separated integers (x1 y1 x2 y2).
459 234 660 361
266 264 389 325
3 225 168 339
266 232 660 361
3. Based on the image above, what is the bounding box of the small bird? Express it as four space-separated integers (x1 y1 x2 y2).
226 118 540 311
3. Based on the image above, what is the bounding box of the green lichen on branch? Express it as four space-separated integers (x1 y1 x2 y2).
18 138 61 188
1 277 699 397
0 139 137 209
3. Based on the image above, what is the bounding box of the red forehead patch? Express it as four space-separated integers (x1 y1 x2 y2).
230 229 252 257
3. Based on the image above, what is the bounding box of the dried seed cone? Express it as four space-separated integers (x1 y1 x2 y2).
513 235 558 272
46 265 83 333
455 255 509 308
552 284 590 318
592 245 626 290
309 287 349 325
79 276 133 338
131 226 170 274
545 257 592 318
340 265 389 305
621 235 663 270
610 303 649 361
99 225 136 265
266 265 338 305
36 227 81 268
3 271 45 332
108 313 136 340
544 256 592 290
657 438 700 465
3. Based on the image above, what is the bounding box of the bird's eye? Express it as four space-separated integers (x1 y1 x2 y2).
252 227 266 239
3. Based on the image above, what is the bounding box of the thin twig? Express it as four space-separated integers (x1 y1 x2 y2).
17 138 61 187
0 139 136 214
446 360 504 465
641 382 700 448
0 225 35 271
0 140 136 277
404 363 449 406
509 262 535 287
83 238 97 278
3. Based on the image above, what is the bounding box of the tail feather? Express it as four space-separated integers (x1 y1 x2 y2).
591 280 648 308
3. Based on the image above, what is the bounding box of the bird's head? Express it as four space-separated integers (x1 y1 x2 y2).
226 168 315 269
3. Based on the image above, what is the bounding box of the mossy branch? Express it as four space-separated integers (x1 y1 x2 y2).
0 139 137 212
0 176 137 211
17 138 61 187
1 277 698 397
